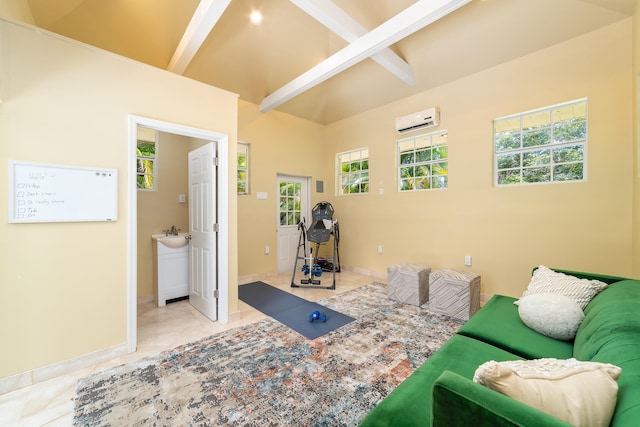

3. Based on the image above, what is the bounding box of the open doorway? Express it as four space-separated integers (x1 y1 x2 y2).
127 115 230 353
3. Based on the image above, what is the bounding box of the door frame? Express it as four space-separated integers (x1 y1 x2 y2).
127 115 230 353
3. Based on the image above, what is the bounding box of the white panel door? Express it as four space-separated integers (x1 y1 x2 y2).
277 175 309 273
188 143 217 321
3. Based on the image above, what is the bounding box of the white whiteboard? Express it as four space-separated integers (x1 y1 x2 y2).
9 161 118 223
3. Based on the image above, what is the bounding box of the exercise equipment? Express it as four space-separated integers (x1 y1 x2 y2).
291 201 340 289
309 310 327 323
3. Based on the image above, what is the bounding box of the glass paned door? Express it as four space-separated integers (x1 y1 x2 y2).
276 175 309 273
279 181 302 226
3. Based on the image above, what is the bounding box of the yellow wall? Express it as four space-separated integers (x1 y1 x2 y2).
0 0 34 25
0 19 238 378
323 19 635 298
237 100 326 277
633 0 640 279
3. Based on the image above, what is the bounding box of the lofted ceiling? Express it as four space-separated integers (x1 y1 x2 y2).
25 0 636 124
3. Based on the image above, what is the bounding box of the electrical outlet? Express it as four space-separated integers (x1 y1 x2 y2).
464 255 472 266
377 245 383 254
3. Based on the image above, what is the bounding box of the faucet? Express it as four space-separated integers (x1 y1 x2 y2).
164 225 180 236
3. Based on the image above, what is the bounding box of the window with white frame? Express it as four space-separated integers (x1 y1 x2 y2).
279 179 301 226
494 99 587 186
136 127 157 190
398 131 448 191
237 141 249 194
337 148 369 195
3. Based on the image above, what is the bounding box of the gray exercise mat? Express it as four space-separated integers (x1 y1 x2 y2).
238 281 355 340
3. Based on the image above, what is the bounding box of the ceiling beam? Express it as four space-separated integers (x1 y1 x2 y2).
167 0 232 74
261 0 471 113
291 0 416 85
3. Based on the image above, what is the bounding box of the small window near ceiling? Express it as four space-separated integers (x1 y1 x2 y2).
337 148 369 195
137 127 157 191
398 131 448 191
237 142 249 195
494 99 587 186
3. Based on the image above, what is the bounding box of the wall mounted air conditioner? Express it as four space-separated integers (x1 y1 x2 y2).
395 107 440 134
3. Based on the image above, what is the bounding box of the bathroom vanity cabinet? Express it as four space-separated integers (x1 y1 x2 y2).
152 234 190 307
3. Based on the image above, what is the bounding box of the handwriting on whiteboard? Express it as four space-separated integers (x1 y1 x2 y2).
15 181 65 218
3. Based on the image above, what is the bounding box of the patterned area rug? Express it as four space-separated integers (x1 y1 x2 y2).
73 282 464 426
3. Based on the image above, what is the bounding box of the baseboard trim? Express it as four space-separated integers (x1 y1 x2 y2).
480 293 492 306
227 309 242 323
0 343 128 395
238 271 278 285
138 294 154 304
340 265 387 281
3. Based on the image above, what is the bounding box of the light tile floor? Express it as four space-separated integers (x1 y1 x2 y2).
0 270 379 426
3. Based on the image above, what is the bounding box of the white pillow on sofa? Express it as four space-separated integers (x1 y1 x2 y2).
473 358 621 427
517 293 585 340
516 265 608 310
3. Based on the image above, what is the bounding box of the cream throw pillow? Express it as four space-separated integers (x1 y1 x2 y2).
517 293 585 340
473 358 621 427
516 265 608 310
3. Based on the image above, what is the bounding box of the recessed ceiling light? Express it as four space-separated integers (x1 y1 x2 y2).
250 11 263 24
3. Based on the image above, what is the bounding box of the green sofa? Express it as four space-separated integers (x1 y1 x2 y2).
359 269 640 426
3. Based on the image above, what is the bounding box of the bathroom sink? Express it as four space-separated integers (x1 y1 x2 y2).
152 233 190 248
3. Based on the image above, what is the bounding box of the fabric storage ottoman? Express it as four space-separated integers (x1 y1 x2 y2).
427 269 480 320
387 263 431 306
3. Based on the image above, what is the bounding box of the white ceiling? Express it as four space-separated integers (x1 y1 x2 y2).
26 0 636 124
